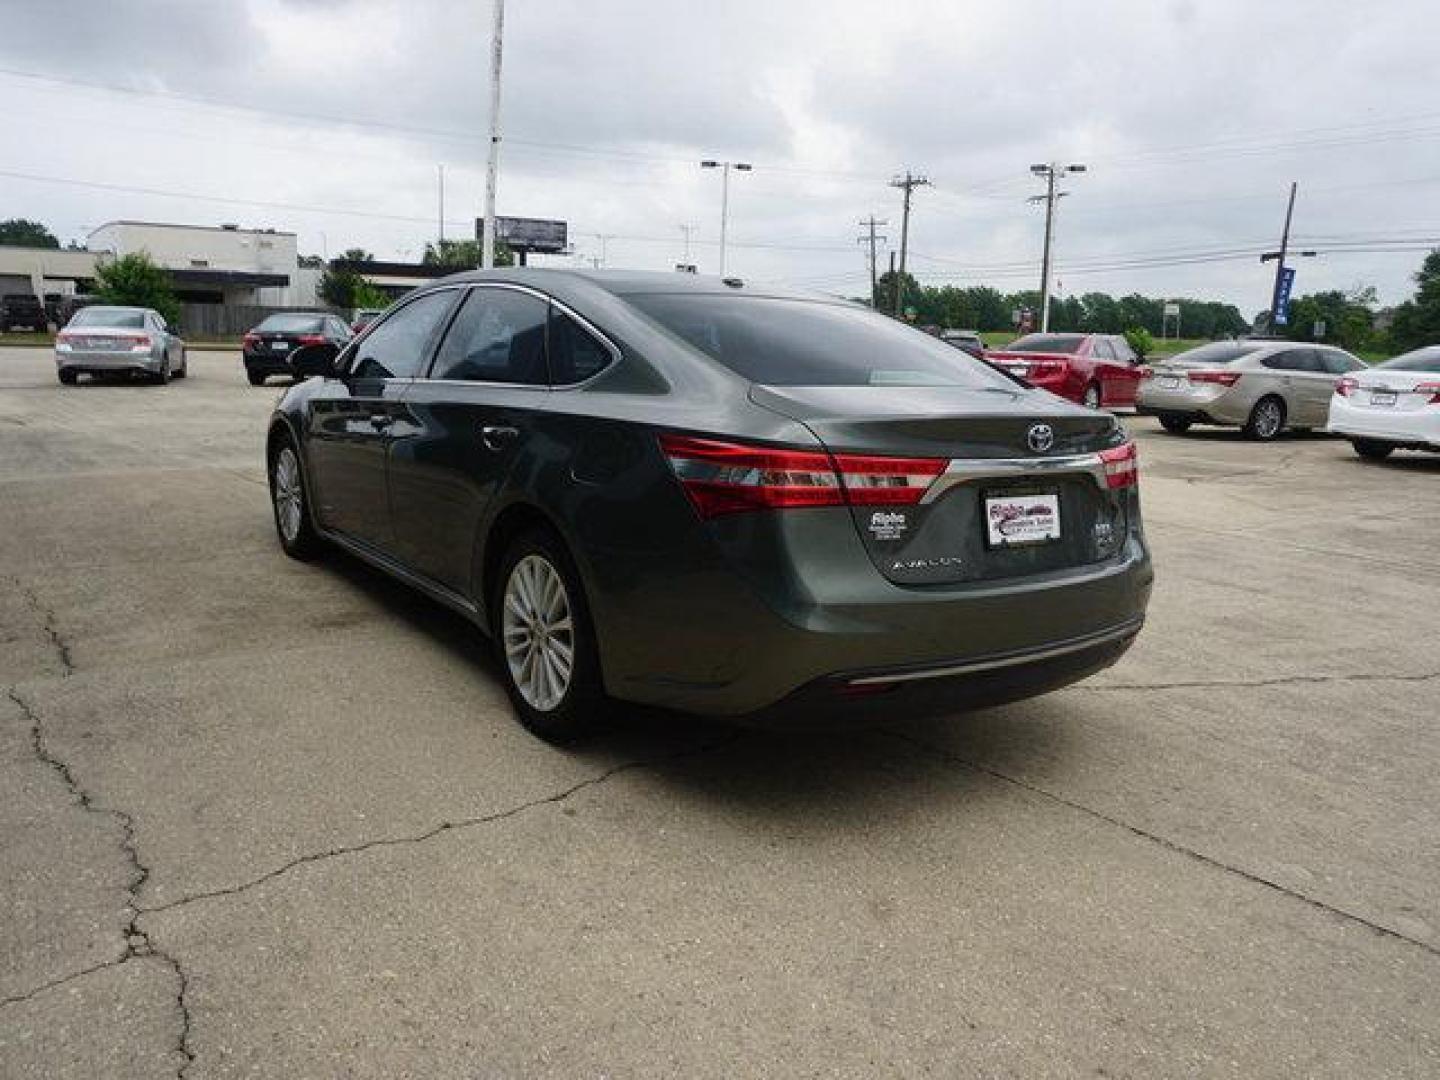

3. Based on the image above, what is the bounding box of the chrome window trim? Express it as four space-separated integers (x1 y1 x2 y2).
920 452 1110 503
337 283 469 377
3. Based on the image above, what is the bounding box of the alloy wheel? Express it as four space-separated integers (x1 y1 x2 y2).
273 446 304 544
502 554 575 712
1253 399 1283 439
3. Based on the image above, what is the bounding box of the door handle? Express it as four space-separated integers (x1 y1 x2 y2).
481 424 520 451
369 413 393 430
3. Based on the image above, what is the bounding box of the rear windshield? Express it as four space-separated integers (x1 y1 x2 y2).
1375 347 1440 373
627 294 1013 389
1169 341 1264 365
1003 334 1086 354
257 314 326 333
69 308 144 328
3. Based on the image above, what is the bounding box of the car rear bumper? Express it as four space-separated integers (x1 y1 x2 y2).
596 508 1153 719
55 349 163 372
1136 382 1250 424
244 352 296 374
1327 399 1440 448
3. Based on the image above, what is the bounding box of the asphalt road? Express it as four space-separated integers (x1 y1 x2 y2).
2 346 1438 1078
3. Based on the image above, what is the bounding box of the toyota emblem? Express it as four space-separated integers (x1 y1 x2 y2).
1027 423 1055 453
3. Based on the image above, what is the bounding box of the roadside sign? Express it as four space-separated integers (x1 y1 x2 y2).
1163 302 1180 318
475 216 569 254
1274 267 1296 326
1313 319 1327 339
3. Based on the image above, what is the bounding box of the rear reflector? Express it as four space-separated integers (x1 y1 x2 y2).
1335 377 1359 397
1187 369 1241 387
659 434 944 518
1416 381 1440 404
297 334 327 346
1098 441 1139 489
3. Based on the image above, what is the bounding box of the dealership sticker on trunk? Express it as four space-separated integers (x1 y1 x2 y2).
985 493 1061 547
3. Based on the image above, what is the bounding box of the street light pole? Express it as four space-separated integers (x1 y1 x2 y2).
481 0 505 270
1029 162 1085 332
701 159 752 276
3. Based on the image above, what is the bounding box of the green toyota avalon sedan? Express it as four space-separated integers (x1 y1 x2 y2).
266 270 1152 740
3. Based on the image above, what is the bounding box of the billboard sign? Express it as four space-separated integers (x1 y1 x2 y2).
476 216 568 254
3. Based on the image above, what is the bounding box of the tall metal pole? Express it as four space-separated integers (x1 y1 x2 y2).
438 164 445 246
481 0 505 270
1268 181 1298 330
1038 166 1057 332
718 164 730 277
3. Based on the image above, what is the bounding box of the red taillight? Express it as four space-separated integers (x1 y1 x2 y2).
1187 369 1242 387
242 333 260 348
1335 377 1359 398
1139 366 1154 380
123 334 151 349
1099 441 1139 489
1416 381 1440 405
297 334 327 346
658 434 944 518
1028 359 1066 377
56 331 74 343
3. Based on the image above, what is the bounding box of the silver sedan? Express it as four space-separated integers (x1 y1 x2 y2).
54 305 188 385
1137 339 1364 439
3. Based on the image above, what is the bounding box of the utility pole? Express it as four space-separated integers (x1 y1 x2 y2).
700 160 752 276
480 0 505 269
591 233 615 268
1028 162 1086 332
1259 182 1315 332
437 163 445 247
680 223 697 264
889 172 929 317
857 215 888 306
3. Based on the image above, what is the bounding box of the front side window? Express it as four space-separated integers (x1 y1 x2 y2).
430 287 549 385
349 290 457 380
628 294 1015 389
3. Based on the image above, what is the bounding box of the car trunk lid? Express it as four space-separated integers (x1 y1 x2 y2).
750 384 1130 587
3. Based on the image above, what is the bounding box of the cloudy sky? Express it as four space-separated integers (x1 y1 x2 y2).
2 0 1438 315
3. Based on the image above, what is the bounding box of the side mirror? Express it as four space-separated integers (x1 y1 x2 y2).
291 342 341 380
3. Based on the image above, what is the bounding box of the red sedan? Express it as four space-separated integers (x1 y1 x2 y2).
985 333 1145 409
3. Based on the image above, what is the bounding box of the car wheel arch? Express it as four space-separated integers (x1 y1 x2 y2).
476 501 581 624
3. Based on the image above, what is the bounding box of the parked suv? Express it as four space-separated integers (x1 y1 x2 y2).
1 293 47 332
984 333 1144 409
242 312 352 385
1139 340 1365 439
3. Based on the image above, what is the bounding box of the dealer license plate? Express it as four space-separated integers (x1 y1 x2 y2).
985 492 1062 547
1159 376 1181 389
1370 389 1397 407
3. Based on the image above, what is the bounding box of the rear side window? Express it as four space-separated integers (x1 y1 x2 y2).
1093 339 1117 361
349 290 457 380
627 294 1013 389
548 308 613 384
1375 347 1440 373
430 287 549 385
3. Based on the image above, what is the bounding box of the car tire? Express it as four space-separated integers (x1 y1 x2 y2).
174 350 188 379
247 371 266 386
1352 439 1394 461
152 357 171 385
1158 413 1192 434
1082 384 1102 410
57 368 78 386
492 527 607 743
1243 395 1285 440
268 434 323 560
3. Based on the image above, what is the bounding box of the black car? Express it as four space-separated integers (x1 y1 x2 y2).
266 271 1152 741
1 293 47 332
242 312 352 385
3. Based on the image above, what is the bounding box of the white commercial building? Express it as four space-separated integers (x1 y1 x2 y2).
85 221 318 306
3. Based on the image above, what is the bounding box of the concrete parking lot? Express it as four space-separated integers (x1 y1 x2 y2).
1 344 1437 1078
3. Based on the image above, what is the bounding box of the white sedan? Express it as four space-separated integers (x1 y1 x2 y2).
1327 346 1440 460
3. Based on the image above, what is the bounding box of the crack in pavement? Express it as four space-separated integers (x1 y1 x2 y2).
141 730 749 917
888 730 1440 960
1076 671 1440 693
4 579 197 1076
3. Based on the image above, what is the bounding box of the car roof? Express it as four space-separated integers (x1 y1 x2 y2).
421 267 849 304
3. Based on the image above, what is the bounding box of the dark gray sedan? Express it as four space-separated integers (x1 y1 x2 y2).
265 271 1152 740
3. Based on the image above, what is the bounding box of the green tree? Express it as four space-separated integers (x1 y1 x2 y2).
94 253 179 326
422 238 515 268
1284 287 1376 351
0 218 59 248
874 269 920 316
319 264 362 308
1124 327 1156 358
351 279 390 309
340 248 374 263
1387 250 1440 352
